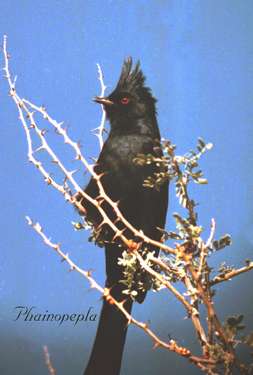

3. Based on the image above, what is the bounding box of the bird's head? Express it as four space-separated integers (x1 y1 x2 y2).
93 57 158 134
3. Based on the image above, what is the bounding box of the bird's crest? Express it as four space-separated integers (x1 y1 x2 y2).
115 57 156 104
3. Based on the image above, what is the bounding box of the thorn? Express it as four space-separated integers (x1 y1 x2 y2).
40 128 48 136
34 146 45 153
113 217 121 224
45 176 52 185
54 127 61 135
143 322 149 330
96 220 106 231
77 140 82 149
97 198 105 207
91 126 99 133
152 342 160 350
112 229 125 242
126 317 132 326
95 193 103 200
26 111 35 119
96 172 106 180
118 299 127 309
87 269 93 277
63 175 68 185
25 216 32 225
69 169 79 177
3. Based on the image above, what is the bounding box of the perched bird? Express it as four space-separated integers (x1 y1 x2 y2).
76 58 169 375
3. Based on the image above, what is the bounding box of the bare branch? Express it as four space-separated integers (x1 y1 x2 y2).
91 63 107 150
27 216 207 365
206 218 216 249
43 346 56 375
3 34 253 375
211 261 253 286
196 219 216 281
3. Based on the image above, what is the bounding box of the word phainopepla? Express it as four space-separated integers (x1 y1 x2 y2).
77 58 169 375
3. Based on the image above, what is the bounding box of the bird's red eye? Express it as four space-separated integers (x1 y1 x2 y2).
120 97 130 105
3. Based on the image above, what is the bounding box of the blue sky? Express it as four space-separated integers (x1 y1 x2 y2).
1 1 253 374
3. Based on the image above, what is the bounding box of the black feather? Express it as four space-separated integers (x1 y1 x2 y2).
77 57 169 375
115 57 156 108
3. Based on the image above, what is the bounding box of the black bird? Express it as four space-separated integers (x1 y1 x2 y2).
77 58 169 375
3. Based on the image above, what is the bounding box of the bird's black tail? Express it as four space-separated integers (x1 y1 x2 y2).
84 243 133 375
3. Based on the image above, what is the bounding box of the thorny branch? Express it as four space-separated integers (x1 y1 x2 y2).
27 216 211 370
21 96 177 255
3 35 253 375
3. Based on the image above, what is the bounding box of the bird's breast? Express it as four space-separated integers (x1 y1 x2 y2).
99 134 156 195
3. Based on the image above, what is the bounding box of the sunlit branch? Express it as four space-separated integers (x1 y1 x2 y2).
26 216 210 367
43 346 56 375
210 262 253 286
91 63 107 150
3 34 253 375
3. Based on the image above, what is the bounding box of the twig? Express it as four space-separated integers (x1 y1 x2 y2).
210 262 253 286
3 34 253 374
137 252 210 352
183 274 209 350
43 346 56 375
206 218 216 249
136 253 195 314
190 265 235 358
21 97 176 255
27 216 205 364
1 36 159 254
91 63 107 150
2 34 197 268
197 218 216 280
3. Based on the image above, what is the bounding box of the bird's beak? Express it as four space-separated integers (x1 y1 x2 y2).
93 96 114 106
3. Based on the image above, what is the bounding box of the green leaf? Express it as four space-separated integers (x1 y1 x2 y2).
195 178 208 185
213 234 232 250
243 332 253 347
